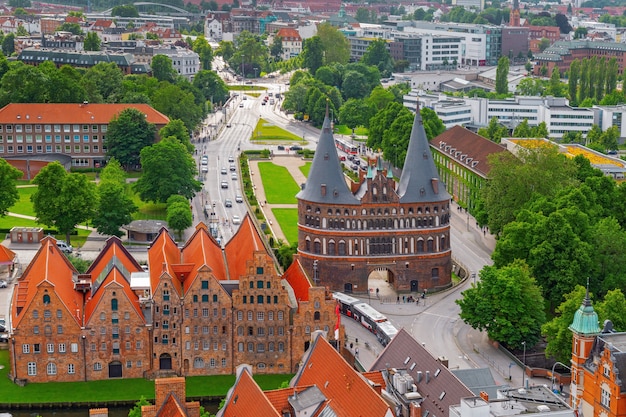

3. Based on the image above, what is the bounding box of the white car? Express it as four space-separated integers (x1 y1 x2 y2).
232 215 241 225
231 173 238 181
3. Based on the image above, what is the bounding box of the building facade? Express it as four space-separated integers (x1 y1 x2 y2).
0 103 169 178
297 109 452 295
8 219 338 383
534 40 626 77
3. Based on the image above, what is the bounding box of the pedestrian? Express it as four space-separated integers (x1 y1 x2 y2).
402 295 406 303
355 347 359 357
396 296 400 304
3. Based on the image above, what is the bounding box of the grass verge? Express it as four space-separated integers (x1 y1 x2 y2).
272 208 299 245
299 162 311 178
257 163 299 204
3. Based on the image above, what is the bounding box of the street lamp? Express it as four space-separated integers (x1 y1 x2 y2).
551 361 571 392
522 341 526 388
254 67 259 79
241 55 245 83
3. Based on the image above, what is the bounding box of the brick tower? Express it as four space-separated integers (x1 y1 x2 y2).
296 106 451 295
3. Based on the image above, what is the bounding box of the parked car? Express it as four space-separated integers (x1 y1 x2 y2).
290 145 302 151
351 164 358 171
201 165 208 173
277 145 285 150
56 240 73 253
340 156 346 161
232 215 241 225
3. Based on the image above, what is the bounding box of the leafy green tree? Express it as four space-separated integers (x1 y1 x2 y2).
421 107 445 140
513 119 532 137
596 289 626 332
151 55 177 83
342 70 369 100
93 159 137 237
589 217 626 294
301 36 324 74
480 146 577 236
495 56 509 94
160 119 193 153
355 7 371 22
166 196 192 239
81 62 124 103
368 102 405 151
2 33 15 56
538 38 550 52
192 69 229 107
573 26 587 39
548 66 564 96
477 117 508 143
361 38 393 78
151 83 204 133
338 99 373 129
367 86 395 112
192 36 213 71
600 125 619 152
382 109 413 168
516 77 546 96
314 65 342 88
270 35 283 61
31 162 96 245
41 64 87 103
112 4 139 17
579 58 589 103
134 137 202 203
216 40 235 61
56 22 83 35
128 396 151 417
457 260 546 349
0 63 47 106
606 57 618 94
596 58 606 102
283 83 308 113
568 59 579 105
317 22 350 65
16 25 28 36
231 31 270 77
0 158 22 215
105 108 157 170
541 285 587 363
531 122 548 138
84 31 101 51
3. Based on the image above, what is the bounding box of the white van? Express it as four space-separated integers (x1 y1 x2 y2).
56 240 73 253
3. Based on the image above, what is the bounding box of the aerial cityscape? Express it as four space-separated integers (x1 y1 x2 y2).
0 0 625 415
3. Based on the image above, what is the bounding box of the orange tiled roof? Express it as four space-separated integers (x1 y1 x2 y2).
276 28 301 40
180 223 226 290
282 259 311 302
0 244 16 265
155 393 188 417
12 236 81 328
292 335 392 417
84 267 145 324
148 228 183 295
224 214 267 280
221 368 282 417
0 103 169 125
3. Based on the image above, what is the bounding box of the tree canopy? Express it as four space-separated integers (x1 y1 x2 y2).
105 108 157 170
92 158 137 237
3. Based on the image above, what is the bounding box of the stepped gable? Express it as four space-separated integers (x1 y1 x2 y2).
219 367 282 417
147 228 183 295
397 107 450 204
0 244 15 265
224 214 268 280
180 223 226 290
11 236 81 328
370 328 473 415
296 113 360 206
282 258 311 302
291 334 392 416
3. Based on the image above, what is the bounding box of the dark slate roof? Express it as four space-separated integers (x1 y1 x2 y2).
397 109 450 203
370 328 473 415
296 114 360 205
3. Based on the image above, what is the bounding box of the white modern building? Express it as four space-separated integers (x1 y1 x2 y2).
153 46 200 80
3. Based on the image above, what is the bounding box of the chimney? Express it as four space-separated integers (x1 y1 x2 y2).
417 371 423 383
426 371 430 383
479 391 489 402
431 178 439 194
410 402 421 417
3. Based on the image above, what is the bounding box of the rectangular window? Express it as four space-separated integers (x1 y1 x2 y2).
22 344 30 354
47 343 54 353
201 280 209 289
34 343 40 353
27 362 36 376
59 343 66 353
601 387 611 408
71 343 78 353
68 363 75 374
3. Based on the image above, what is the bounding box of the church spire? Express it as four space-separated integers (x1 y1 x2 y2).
296 108 360 206
569 279 600 335
397 103 450 204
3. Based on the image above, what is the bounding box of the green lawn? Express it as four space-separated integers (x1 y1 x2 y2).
257 162 300 204
11 186 37 216
0 350 291 403
252 118 303 144
335 124 368 136
299 162 311 178
272 208 299 245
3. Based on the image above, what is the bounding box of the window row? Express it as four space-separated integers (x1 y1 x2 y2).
236 310 285 321
0 145 101 154
184 325 227 335
306 205 447 216
0 134 103 144
236 325 286 337
302 215 449 230
186 307 227 318
192 357 227 368
99 311 132 321
0 124 106 134
303 235 449 256
242 295 279 304
90 340 142 351
22 343 78 354
191 294 220 303
185 340 227 351
237 341 284 353
247 279 271 289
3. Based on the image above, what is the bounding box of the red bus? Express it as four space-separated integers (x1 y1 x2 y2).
335 138 358 155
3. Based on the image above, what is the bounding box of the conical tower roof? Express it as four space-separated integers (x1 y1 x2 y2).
397 107 450 203
296 113 360 205
569 287 600 335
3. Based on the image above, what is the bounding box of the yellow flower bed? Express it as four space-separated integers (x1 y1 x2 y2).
509 139 554 149
565 146 622 166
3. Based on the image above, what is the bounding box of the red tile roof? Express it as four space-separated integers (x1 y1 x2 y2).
224 214 268 280
155 393 188 417
221 367 282 417
12 236 81 328
282 258 311 302
0 244 16 265
0 103 169 126
276 28 301 40
292 335 393 417
431 125 507 177
180 223 226 291
148 228 183 295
